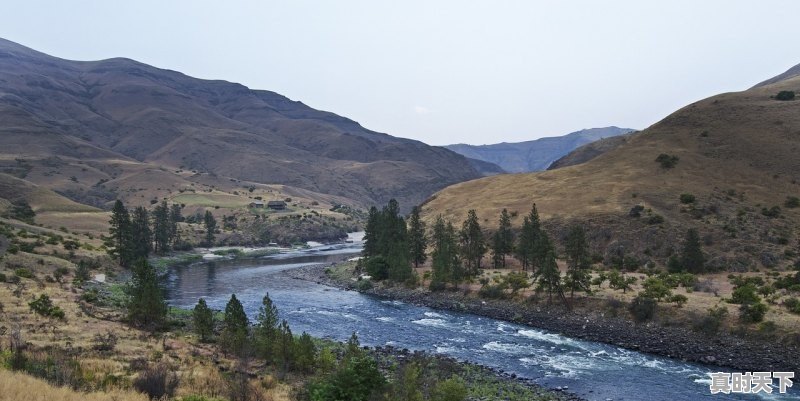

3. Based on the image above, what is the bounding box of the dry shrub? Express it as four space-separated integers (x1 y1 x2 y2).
133 362 180 400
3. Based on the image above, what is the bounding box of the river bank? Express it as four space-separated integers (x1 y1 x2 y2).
287 262 800 376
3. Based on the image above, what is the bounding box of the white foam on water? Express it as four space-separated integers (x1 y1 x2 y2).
482 341 532 354
411 318 450 329
517 329 586 350
316 310 359 320
449 337 466 343
424 311 447 318
376 316 395 322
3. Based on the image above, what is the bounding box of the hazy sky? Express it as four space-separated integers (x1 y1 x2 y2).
2 1 798 145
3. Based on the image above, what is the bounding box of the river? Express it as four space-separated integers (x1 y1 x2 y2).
165 242 799 401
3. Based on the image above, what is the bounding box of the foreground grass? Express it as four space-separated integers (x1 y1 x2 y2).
0 369 148 401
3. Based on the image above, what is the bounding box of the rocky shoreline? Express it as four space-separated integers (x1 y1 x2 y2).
287 263 800 377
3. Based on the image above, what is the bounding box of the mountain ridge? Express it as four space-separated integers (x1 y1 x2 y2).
0 38 481 212
445 126 635 173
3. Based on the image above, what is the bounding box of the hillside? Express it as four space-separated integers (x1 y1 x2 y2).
445 126 635 173
0 38 480 213
547 132 634 170
423 64 800 270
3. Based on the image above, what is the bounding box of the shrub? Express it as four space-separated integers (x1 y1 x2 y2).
628 205 644 218
786 196 800 209
641 278 672 301
729 284 761 305
775 90 796 101
655 154 679 169
761 206 781 218
785 297 800 314
739 302 768 324
695 305 728 335
679 193 696 204
14 268 34 279
669 294 688 307
0 273 6 283
28 294 66 320
647 214 665 225
430 376 468 401
133 363 180 400
92 331 118 352
629 295 657 322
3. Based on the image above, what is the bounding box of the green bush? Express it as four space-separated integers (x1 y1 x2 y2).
669 294 688 307
28 294 66 320
679 193 696 204
784 297 800 314
14 268 34 279
647 214 665 225
739 302 768 324
655 154 679 169
695 305 728 335
629 295 657 322
775 90 796 101
0 273 6 283
761 206 781 218
785 196 800 209
355 279 373 292
729 284 761 305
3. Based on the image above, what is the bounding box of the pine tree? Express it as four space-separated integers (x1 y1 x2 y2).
221 294 249 355
130 207 152 261
295 332 316 373
430 216 459 290
127 259 167 327
203 210 217 247
169 203 182 246
459 209 486 277
152 200 171 255
277 319 294 378
193 298 214 342
407 206 427 268
536 247 564 303
516 204 543 271
108 200 133 267
254 293 280 362
681 228 705 273
564 225 591 297
362 206 380 258
492 209 514 268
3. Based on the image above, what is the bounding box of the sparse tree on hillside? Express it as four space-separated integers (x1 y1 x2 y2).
295 331 317 373
564 225 592 297
130 207 152 261
408 206 427 268
193 298 214 342
459 210 486 277
221 294 249 356
363 206 380 258
108 200 133 267
203 210 217 247
127 259 167 327
681 228 705 274
277 319 294 378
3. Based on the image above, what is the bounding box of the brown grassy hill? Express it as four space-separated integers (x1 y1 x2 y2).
0 38 479 211
423 65 800 270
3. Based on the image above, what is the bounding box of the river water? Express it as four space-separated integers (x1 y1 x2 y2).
166 243 799 401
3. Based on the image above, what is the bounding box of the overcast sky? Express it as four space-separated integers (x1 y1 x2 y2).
2 1 798 145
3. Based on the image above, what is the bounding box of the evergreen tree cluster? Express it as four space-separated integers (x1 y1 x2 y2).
106 199 186 267
362 199 413 283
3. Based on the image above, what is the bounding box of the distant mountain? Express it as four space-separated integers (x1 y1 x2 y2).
547 132 635 170
0 38 480 212
445 127 635 173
